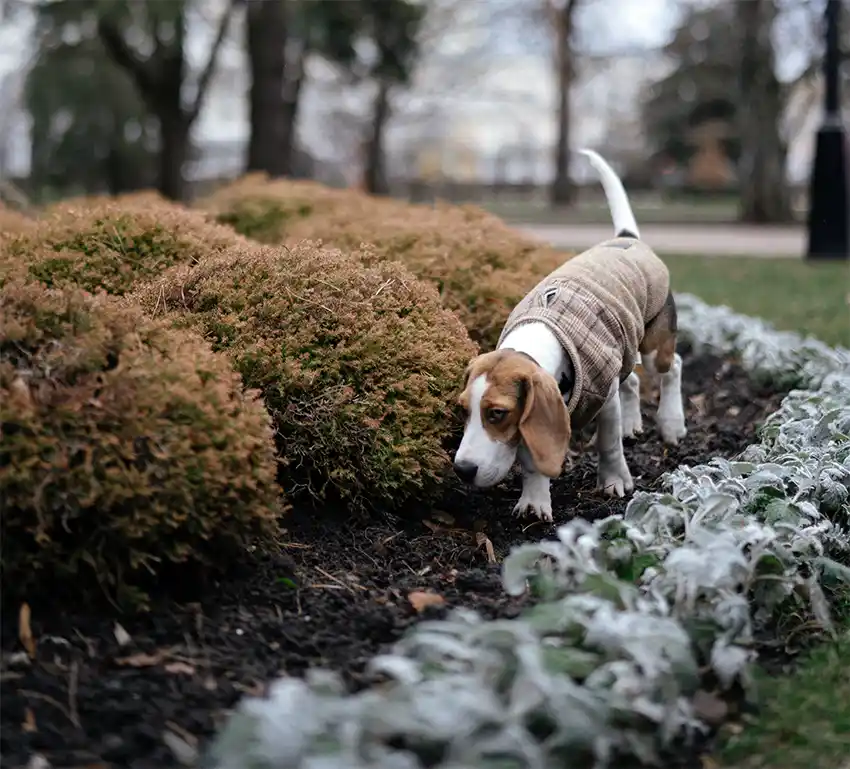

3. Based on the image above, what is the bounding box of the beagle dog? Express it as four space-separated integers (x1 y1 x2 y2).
453 149 687 521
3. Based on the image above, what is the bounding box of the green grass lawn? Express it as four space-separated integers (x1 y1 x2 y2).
717 631 850 769
664 254 850 347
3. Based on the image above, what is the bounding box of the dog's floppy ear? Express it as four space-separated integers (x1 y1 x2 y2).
518 371 571 478
461 361 473 391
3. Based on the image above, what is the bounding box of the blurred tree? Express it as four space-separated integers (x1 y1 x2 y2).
546 0 582 206
641 3 739 170
25 1 157 200
359 0 425 195
243 0 422 193
642 0 802 222
736 0 792 222
96 0 237 201
244 0 299 177
243 0 359 178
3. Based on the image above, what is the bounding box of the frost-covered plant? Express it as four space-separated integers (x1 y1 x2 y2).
210 602 705 769
675 292 850 389
207 300 850 769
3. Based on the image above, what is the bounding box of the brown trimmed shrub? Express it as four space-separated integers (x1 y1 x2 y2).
198 175 567 348
131 239 477 512
0 206 37 281
0 280 282 608
12 197 241 296
0 204 37 238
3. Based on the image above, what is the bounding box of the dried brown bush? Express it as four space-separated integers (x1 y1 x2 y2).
132 239 476 512
0 204 37 238
12 197 241 296
0 206 37 280
0 279 282 608
198 175 567 348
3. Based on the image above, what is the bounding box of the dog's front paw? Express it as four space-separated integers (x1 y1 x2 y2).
621 408 643 439
657 414 687 446
596 457 634 498
513 495 553 522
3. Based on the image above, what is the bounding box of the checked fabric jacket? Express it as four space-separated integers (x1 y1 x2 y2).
498 236 670 430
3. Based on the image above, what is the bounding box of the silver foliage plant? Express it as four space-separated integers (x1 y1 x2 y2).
675 292 850 389
208 295 850 769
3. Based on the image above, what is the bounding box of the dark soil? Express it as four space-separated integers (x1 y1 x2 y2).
0 352 785 769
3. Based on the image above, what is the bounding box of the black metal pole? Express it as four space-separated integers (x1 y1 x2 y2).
806 0 848 261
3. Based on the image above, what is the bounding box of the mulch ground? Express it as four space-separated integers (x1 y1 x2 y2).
1 351 786 769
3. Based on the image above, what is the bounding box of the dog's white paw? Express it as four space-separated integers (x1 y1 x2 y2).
513 495 553 522
620 408 643 439
657 414 687 446
596 457 634 498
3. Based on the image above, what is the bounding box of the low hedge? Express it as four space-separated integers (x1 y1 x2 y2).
132 238 477 512
0 204 37 238
0 206 37 278
8 196 241 296
198 175 566 348
0 279 282 608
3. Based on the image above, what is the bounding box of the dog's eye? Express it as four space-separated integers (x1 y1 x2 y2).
486 408 508 424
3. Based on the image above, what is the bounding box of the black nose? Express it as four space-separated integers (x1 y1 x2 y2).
453 460 478 483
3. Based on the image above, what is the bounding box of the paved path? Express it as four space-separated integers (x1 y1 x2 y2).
516 223 806 258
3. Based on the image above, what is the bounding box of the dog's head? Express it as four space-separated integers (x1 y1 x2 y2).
453 350 571 487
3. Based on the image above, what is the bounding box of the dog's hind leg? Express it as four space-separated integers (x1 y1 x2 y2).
640 292 687 445
619 371 642 438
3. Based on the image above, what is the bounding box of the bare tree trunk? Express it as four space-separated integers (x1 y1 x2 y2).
159 111 191 201
280 49 306 176
245 0 307 178
364 80 391 195
246 0 288 176
549 0 579 207
736 0 792 223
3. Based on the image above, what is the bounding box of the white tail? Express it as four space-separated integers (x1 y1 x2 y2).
577 149 640 240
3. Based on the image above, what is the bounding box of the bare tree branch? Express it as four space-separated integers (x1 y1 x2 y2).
97 17 157 103
188 0 237 121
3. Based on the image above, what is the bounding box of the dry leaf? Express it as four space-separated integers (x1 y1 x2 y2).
407 590 446 612
22 707 37 733
432 511 455 525
421 519 441 533
689 393 707 416
475 532 497 563
692 689 729 726
113 623 132 647
115 651 164 668
162 728 198 766
164 662 196 676
9 377 32 410
18 604 36 659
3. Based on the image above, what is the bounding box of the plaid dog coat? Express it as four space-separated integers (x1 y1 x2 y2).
498 236 670 430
